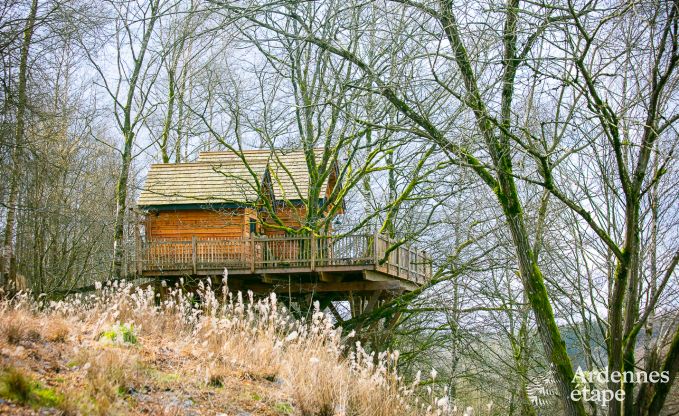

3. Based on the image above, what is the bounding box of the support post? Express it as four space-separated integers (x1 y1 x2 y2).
327 302 344 324
349 291 356 318
310 233 316 271
396 246 401 278
250 233 256 273
191 236 197 275
364 290 383 314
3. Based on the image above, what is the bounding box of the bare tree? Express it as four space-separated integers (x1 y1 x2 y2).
515 3 679 414
82 0 164 278
1 0 38 292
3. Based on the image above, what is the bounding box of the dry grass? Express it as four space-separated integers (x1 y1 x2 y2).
0 281 467 415
42 318 70 343
63 348 143 415
0 309 41 345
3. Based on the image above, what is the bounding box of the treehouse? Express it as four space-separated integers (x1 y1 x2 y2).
134 148 431 319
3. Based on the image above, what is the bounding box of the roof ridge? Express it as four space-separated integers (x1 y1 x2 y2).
198 148 324 155
149 159 269 167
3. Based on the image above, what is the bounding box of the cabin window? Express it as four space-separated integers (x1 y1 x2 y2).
249 218 257 234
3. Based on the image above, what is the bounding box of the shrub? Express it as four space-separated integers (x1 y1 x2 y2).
99 323 137 344
0 367 32 403
0 367 61 408
274 402 294 414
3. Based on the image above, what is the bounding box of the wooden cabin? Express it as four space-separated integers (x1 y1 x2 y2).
135 148 432 320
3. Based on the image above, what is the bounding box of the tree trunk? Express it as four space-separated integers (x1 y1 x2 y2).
110 0 161 278
160 70 175 163
436 1 586 411
501 193 586 416
111 132 134 278
2 0 38 293
647 327 679 416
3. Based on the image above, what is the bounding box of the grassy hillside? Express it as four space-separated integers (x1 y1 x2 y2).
0 282 458 416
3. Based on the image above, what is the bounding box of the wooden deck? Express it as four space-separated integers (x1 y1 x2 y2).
134 233 432 288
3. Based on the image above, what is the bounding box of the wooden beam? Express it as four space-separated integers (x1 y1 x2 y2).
363 270 391 282
247 280 401 294
144 264 371 277
364 270 418 291
363 290 383 314
261 273 288 284
319 272 343 283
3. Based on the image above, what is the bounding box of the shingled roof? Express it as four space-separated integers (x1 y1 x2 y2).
137 149 334 208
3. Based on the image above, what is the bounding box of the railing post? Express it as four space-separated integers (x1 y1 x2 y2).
373 233 380 267
430 254 433 279
310 233 316 271
250 233 256 273
397 245 402 278
410 247 420 283
192 236 197 275
407 246 411 281
424 251 430 279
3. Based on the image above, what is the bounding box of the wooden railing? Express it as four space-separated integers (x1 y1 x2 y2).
136 233 432 285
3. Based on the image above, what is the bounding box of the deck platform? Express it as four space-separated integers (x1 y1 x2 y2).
134 233 432 297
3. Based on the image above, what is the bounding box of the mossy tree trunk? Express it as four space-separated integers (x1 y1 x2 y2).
536 3 679 415
436 1 587 413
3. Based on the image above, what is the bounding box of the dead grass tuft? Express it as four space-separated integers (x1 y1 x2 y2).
0 310 41 345
43 319 70 343
61 348 143 415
